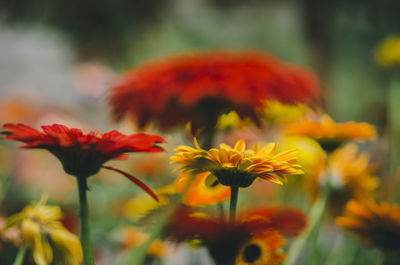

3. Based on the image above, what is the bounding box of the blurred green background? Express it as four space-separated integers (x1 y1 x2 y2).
0 0 398 126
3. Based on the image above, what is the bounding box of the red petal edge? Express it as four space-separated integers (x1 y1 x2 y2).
102 166 159 202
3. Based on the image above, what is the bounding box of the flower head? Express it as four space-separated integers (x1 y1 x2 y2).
375 36 400 68
1 123 166 200
286 113 377 151
308 143 379 213
165 206 306 265
171 139 303 188
109 51 321 133
4 196 82 265
336 200 400 252
261 101 308 125
216 111 252 130
237 230 285 265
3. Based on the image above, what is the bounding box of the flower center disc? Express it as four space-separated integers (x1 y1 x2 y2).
243 243 262 263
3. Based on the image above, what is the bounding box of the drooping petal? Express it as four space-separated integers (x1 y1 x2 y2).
102 166 159 202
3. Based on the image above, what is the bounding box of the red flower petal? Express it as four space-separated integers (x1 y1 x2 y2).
109 50 321 132
102 166 159 202
1 123 165 177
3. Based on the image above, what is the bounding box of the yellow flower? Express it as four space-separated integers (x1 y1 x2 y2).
171 139 302 188
123 185 175 221
336 200 400 251
308 144 379 214
237 230 285 265
375 36 400 68
216 111 252 130
4 195 82 265
286 113 376 151
175 171 230 206
278 136 326 186
261 101 308 125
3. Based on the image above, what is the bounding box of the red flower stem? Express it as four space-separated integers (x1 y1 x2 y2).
229 186 239 225
77 176 95 265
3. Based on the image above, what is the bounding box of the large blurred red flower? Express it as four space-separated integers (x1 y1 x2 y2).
109 51 321 133
1 123 166 200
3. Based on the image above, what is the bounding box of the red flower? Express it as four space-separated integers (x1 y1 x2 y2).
165 206 306 264
1 123 166 200
109 50 321 133
239 207 307 237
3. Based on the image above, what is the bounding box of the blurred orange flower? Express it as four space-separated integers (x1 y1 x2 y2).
175 171 230 206
237 230 285 265
0 99 36 124
336 200 400 251
114 227 170 258
109 50 321 133
286 113 376 151
308 143 379 215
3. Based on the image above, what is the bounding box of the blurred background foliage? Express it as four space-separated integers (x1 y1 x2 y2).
0 0 399 125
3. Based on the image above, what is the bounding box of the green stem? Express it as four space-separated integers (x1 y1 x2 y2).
375 251 385 265
322 234 359 265
77 176 95 265
12 245 26 265
218 203 226 222
309 192 329 265
229 186 239 224
283 185 330 265
387 72 400 200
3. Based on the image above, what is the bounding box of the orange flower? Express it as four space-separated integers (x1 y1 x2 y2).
308 144 379 213
171 139 303 188
175 171 230 206
286 113 376 151
237 230 285 265
114 227 169 258
109 51 321 133
1 123 166 200
336 200 400 251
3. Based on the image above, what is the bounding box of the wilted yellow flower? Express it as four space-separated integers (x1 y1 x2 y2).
171 139 302 188
336 200 400 251
286 113 376 151
375 36 400 68
308 144 379 213
237 230 285 265
4 195 82 265
175 171 230 206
